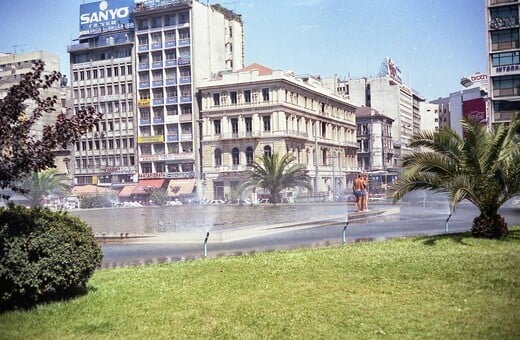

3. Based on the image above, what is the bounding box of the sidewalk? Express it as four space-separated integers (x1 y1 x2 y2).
97 207 399 244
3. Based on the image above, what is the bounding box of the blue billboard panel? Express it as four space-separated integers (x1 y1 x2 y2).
79 0 134 36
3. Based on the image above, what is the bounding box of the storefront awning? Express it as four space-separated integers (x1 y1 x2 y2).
167 179 196 197
71 185 117 197
118 185 137 197
132 179 166 195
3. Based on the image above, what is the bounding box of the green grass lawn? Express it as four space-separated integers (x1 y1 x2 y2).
1 228 519 339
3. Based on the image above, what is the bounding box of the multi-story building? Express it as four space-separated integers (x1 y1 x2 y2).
324 58 424 170
68 0 137 187
487 0 520 125
0 50 71 177
418 102 439 133
132 0 244 198
354 106 394 172
198 64 358 202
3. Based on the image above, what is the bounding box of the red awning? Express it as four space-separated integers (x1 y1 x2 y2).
118 185 137 197
132 179 165 195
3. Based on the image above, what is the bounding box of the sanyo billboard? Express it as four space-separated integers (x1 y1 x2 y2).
79 0 134 36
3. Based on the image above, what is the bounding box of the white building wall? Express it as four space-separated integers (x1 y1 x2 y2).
419 102 438 133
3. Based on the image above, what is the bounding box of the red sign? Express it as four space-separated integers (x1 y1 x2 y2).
462 98 486 125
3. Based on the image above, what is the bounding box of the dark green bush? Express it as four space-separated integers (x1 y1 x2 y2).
0 204 103 311
80 195 113 209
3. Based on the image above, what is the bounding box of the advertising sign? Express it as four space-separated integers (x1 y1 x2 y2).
79 0 134 36
460 72 488 93
462 98 487 125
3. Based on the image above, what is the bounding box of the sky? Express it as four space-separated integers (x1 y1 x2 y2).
0 0 486 101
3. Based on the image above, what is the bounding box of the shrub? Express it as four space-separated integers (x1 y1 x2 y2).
0 204 103 311
80 195 113 209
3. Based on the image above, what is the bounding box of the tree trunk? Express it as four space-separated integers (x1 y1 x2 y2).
471 213 508 239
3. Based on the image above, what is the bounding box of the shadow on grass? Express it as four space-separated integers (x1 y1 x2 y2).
1 285 96 314
418 226 520 246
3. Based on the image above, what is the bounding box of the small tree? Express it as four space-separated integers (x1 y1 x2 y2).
21 169 70 207
240 152 312 203
150 188 168 206
0 60 102 197
389 114 520 239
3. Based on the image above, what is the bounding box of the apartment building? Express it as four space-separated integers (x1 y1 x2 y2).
487 0 520 124
354 106 394 172
68 0 137 187
132 0 244 198
198 64 358 201
0 50 72 177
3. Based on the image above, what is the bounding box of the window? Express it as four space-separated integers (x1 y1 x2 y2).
213 93 220 106
245 117 252 133
263 115 271 131
262 88 269 101
231 118 238 135
492 51 520 66
263 145 272 158
232 147 240 165
244 90 251 103
246 146 254 165
151 17 162 28
230 91 237 104
214 119 221 134
138 19 148 30
214 148 222 166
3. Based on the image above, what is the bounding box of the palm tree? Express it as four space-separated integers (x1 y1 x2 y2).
21 169 70 207
240 152 313 203
389 114 520 239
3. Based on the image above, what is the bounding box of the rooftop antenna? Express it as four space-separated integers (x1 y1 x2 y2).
12 44 26 54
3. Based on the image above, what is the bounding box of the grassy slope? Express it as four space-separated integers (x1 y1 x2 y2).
1 228 519 339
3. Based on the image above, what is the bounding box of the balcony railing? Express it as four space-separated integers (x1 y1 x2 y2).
165 59 177 68
165 78 177 86
138 63 150 71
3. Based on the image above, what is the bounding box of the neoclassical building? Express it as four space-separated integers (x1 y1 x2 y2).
198 64 359 201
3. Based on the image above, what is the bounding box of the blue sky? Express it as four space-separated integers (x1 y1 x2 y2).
0 0 486 101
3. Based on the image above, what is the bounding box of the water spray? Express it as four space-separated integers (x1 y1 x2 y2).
203 231 210 257
445 213 452 233
342 212 349 244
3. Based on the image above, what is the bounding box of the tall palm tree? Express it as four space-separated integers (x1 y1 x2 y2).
240 152 313 203
389 114 520 239
21 169 70 207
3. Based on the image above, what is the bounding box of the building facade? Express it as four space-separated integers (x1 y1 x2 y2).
68 0 137 187
133 0 244 198
487 0 520 124
354 106 394 172
198 64 359 202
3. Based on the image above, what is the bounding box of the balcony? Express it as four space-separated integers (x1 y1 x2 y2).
167 134 179 142
139 81 150 89
179 76 191 84
153 117 165 124
151 61 163 69
179 114 192 122
138 44 149 52
180 133 193 141
180 96 192 103
138 63 150 71
166 97 178 105
139 118 151 125
178 57 190 65
151 42 162 50
165 78 177 86
165 59 177 68
178 38 190 46
152 98 164 106
165 40 176 48
152 80 164 87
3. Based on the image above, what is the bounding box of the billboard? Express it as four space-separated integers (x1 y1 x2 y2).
460 73 488 93
462 98 487 125
79 0 134 36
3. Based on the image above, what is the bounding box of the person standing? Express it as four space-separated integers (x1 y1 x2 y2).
352 174 364 212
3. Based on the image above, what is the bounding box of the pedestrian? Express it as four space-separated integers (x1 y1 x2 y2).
361 174 369 211
352 174 364 212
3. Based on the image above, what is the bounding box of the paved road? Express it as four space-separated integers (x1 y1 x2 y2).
99 201 520 268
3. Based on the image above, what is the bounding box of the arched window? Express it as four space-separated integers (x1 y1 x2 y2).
214 148 222 166
246 146 254 165
263 145 272 158
232 147 240 165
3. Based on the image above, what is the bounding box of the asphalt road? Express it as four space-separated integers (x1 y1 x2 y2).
99 201 520 268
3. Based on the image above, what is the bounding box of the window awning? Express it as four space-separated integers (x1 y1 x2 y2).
132 179 166 195
167 179 196 197
118 185 137 197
